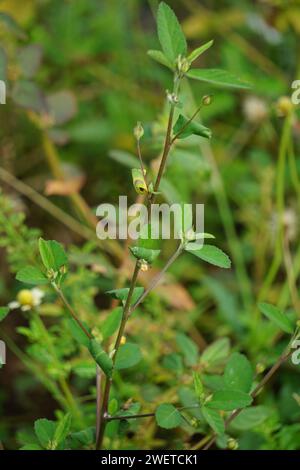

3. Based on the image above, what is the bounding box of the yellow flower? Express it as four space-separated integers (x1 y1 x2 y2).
9 288 44 312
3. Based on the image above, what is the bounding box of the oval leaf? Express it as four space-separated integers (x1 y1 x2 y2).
16 266 48 285
224 352 253 393
155 403 182 429
185 244 231 269
208 390 252 411
187 68 251 89
157 2 187 63
115 343 142 370
202 406 225 435
39 238 68 272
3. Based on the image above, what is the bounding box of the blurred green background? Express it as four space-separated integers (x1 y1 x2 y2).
0 0 300 450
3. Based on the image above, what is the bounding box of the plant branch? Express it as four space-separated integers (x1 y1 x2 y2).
96 260 141 449
170 103 203 144
96 73 182 450
202 349 292 450
150 76 180 199
129 242 183 315
53 284 92 339
107 404 200 422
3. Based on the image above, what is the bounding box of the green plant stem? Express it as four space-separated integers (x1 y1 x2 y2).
96 261 140 449
129 242 183 315
53 284 92 339
96 73 181 450
150 75 180 199
203 349 292 450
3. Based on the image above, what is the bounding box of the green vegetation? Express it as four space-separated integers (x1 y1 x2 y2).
0 0 300 451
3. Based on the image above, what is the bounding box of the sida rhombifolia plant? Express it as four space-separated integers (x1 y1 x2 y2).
1 2 299 451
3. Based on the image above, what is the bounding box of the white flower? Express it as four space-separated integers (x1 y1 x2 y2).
243 96 268 123
8 288 44 312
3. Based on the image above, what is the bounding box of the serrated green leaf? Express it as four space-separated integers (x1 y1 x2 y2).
34 418 56 449
39 238 68 272
173 114 212 139
202 406 225 435
185 244 231 268
0 307 9 322
88 339 113 376
130 246 160 264
187 68 251 89
101 307 123 340
115 343 142 370
157 2 187 63
147 49 174 70
155 403 182 429
258 302 294 334
224 353 253 393
53 413 72 447
16 266 48 285
208 390 252 411
188 40 214 63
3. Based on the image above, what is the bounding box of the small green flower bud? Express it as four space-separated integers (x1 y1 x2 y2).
276 96 293 117
227 438 239 450
256 363 265 374
296 320 300 328
134 121 144 140
202 95 213 106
